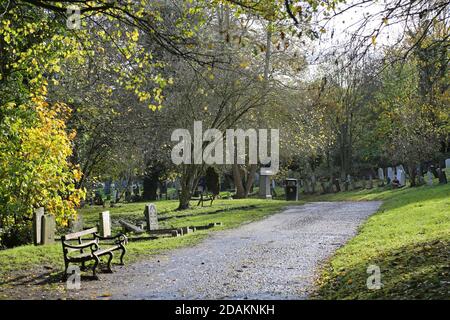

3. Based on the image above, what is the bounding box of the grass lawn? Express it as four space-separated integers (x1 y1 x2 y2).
307 182 450 299
0 198 298 291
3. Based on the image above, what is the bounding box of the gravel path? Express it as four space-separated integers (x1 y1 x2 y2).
70 201 382 300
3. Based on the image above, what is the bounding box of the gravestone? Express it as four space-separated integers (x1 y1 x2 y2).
346 175 353 190
368 175 373 189
110 188 117 203
119 219 144 234
32 207 45 245
333 178 341 192
427 171 433 186
387 167 394 183
182 226 194 234
446 158 450 169
378 168 385 181
259 168 272 199
396 164 405 173
41 214 55 245
144 203 159 231
398 170 406 186
99 211 111 237
69 215 83 232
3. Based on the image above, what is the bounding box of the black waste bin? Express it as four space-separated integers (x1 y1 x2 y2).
285 178 298 201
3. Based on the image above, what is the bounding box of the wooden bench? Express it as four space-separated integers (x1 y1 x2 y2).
61 227 127 278
176 190 216 207
192 192 215 207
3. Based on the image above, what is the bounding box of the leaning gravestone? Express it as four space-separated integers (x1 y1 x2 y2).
99 211 111 237
41 214 55 245
32 207 45 245
144 203 159 231
119 219 144 234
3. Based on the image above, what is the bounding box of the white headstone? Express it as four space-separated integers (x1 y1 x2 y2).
427 171 433 186
445 159 450 169
32 207 45 245
99 211 111 237
144 203 159 231
387 167 394 181
378 168 385 180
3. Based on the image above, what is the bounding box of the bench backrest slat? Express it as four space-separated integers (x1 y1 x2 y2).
63 227 98 241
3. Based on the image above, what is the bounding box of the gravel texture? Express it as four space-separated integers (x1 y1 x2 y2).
66 201 382 300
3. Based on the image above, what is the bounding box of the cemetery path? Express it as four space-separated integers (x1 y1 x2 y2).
68 201 382 300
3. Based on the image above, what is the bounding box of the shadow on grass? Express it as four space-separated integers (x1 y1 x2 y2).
304 184 449 212
0 261 120 286
314 239 449 300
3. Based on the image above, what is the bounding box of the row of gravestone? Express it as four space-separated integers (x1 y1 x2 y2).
32 203 159 246
32 207 55 245
378 161 449 187
378 165 407 186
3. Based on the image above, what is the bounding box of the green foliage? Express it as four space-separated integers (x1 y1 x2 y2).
0 100 85 247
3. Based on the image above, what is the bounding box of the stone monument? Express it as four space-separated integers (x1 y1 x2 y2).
32 207 45 245
41 214 55 245
144 203 159 231
259 168 273 199
99 211 111 237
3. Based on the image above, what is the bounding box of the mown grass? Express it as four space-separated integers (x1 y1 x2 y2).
0 198 296 286
308 182 450 300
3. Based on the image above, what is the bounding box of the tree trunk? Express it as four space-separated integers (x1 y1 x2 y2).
232 164 257 198
178 186 192 210
244 164 257 196
408 164 417 187
177 166 202 210
232 164 246 198
143 175 158 200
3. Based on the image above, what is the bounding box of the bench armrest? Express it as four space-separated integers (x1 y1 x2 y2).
63 240 99 250
94 233 128 245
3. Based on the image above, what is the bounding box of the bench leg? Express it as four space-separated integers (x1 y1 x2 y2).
119 245 126 265
63 261 69 281
92 255 100 279
106 252 114 273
